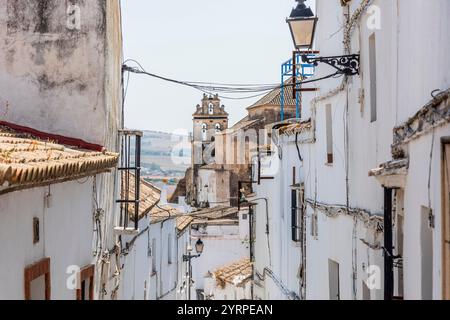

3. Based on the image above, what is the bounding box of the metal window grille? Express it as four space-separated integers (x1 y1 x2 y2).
117 130 142 231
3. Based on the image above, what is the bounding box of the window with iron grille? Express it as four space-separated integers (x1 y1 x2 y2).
117 130 142 231
291 185 305 242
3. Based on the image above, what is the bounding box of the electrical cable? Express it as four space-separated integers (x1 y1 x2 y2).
122 60 342 101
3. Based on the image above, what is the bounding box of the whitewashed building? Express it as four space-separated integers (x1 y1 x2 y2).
0 0 138 300
252 0 450 300
175 214 194 300
120 177 160 300
119 177 195 301
0 129 118 300
204 258 253 300
189 206 250 300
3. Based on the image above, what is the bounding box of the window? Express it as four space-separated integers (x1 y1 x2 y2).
369 33 377 122
215 123 222 133
325 104 333 164
168 234 173 264
328 259 340 300
77 265 95 300
33 217 40 244
24 258 51 300
208 103 214 115
151 239 157 274
291 184 305 242
201 123 208 141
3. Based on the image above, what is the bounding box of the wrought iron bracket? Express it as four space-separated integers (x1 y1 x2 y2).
301 54 360 76
183 254 200 262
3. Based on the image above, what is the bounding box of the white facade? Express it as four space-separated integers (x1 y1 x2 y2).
0 0 122 148
0 178 97 299
252 0 450 300
252 166 304 300
176 227 192 300
120 216 152 301
0 0 124 300
204 275 252 300
190 216 250 300
147 218 179 300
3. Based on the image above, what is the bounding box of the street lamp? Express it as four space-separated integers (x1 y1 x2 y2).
286 0 360 99
195 238 204 255
286 0 318 50
183 239 204 300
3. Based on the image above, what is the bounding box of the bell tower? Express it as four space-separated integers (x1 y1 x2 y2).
192 94 229 166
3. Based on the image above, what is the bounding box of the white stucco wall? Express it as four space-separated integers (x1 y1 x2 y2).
120 217 152 301
176 228 191 300
252 0 450 301
0 178 96 300
401 125 450 299
204 276 251 301
0 0 122 148
190 223 249 299
0 0 123 301
147 219 178 300
197 169 218 205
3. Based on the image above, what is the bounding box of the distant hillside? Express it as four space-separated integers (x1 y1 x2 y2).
135 130 191 180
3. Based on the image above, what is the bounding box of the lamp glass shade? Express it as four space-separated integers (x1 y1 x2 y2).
195 239 204 254
287 17 318 49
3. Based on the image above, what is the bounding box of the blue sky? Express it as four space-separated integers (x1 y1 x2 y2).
122 0 315 133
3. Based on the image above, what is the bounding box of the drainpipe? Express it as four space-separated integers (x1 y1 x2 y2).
383 187 394 300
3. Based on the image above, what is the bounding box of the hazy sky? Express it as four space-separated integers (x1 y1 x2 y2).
122 0 315 133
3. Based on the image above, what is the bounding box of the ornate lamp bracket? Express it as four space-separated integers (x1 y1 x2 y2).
301 54 360 76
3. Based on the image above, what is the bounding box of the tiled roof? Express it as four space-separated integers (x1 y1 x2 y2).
176 215 194 233
190 206 239 221
0 128 118 194
213 258 252 288
192 218 238 226
278 119 312 136
221 117 261 134
124 174 161 221
248 81 296 110
149 204 182 224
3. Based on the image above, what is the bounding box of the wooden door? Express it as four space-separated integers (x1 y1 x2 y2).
24 258 51 300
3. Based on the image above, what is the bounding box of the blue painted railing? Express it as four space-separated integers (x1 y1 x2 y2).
280 54 316 121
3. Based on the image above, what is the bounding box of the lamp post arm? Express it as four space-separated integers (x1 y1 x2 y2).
183 253 201 262
301 54 360 76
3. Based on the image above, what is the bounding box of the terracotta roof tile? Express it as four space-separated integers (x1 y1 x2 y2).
149 204 182 224
176 215 194 233
213 258 252 288
0 129 118 193
190 206 239 221
278 119 312 136
123 174 161 221
248 80 296 110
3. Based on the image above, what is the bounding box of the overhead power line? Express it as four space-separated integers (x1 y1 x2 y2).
122 59 344 101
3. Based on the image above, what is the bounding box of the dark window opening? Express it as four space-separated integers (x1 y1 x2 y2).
291 186 304 242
